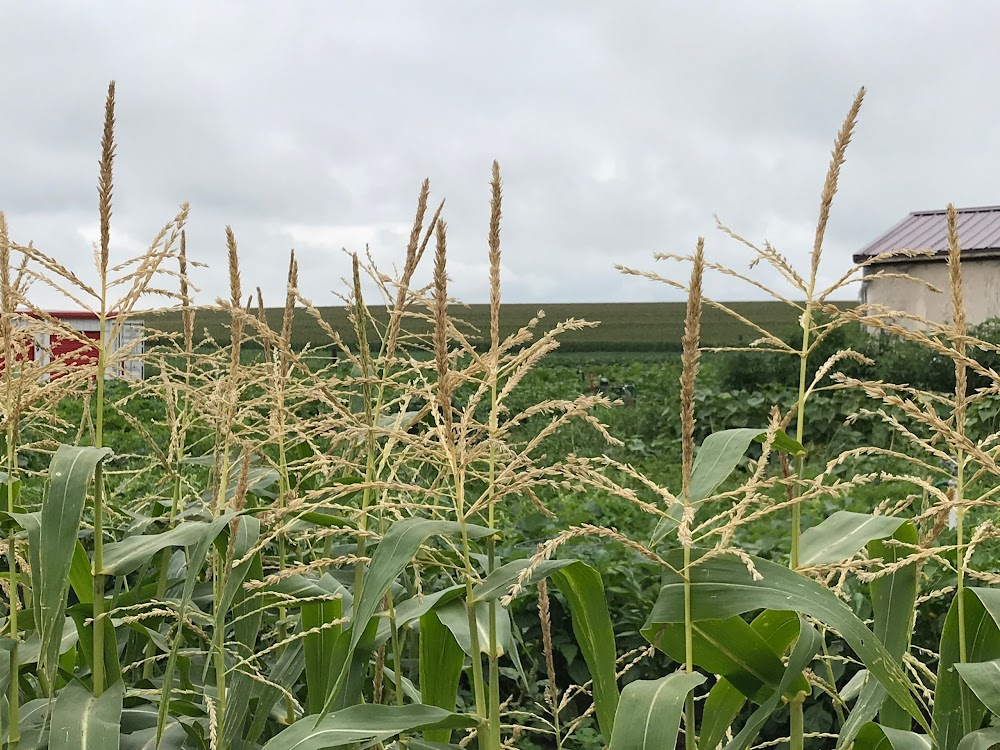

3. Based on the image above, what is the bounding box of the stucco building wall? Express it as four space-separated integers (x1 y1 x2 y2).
861 258 1000 329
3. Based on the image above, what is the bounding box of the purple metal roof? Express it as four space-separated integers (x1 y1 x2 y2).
853 205 1000 263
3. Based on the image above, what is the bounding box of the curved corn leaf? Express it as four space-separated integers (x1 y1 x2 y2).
648 549 928 734
36 445 112 688
100 519 227 576
322 518 495 716
854 724 931 749
551 561 620 740
643 614 803 701
651 428 804 546
261 704 478 750
419 609 465 743
840 521 920 745
607 671 705 750
375 585 464 647
724 617 820 750
798 512 909 568
50 680 124 750
471 558 577 603
955 658 1000 715
933 588 1000 750
957 727 1000 750
699 609 803 750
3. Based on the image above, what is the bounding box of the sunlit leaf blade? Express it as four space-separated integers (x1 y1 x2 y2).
933 588 1000 750
419 609 465 743
120 722 187 750
260 704 478 750
606 672 705 750
100 519 227 576
643 615 803 701
376 585 463 648
302 586 345 715
651 428 804 546
471 558 576 603
322 518 495 715
723 617 820 750
955 658 1000 716
551 561 620 740
699 610 803 750
798 511 909 567
49 680 124 750
36 445 112 687
854 723 932 749
647 549 928 734
957 727 1000 750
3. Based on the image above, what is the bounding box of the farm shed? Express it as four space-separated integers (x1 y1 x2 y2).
854 205 1000 329
19 311 144 380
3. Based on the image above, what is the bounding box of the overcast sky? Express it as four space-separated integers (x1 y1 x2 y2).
1 2 997 311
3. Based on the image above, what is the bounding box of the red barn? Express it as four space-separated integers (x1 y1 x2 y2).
20 311 144 380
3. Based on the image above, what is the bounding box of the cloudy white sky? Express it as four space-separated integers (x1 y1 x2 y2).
1 2 996 310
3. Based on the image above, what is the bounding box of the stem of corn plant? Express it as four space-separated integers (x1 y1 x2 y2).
789 691 806 750
456 470 488 732
486 379 501 750
4 313 20 747
93 307 108 697
791 302 812 572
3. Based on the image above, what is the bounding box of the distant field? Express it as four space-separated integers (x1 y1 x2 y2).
148 300 856 353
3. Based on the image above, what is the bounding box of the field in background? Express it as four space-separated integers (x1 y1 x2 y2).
150 299 856 352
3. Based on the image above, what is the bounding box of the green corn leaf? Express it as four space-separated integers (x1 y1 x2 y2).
155 511 235 745
643 614 803 701
607 671 705 750
933 588 1000 750
49 680 124 750
471 558 577 602
854 723 932 749
870 522 919 729
798 512 909 567
375 585 464 647
100 519 232 576
245 640 305 746
955 658 1000 716
651 428 804 546
419 610 465 744
36 445 113 688
260 704 478 750
120 723 187 750
321 518 495 716
551 561 620 741
699 610 804 750
221 522 266 747
302 588 345 715
647 549 929 736
724 617 821 750
957 727 1000 750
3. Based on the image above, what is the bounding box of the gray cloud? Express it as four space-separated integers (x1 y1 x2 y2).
1 1 999 312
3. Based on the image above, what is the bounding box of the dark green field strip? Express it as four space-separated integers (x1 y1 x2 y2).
148 300 855 352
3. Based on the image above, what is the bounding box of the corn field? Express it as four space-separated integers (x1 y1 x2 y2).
1 83 999 750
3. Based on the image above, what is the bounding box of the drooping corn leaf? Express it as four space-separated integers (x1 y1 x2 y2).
49 680 124 750
260 704 478 750
798 511 909 567
607 671 705 750
724 617 820 750
35 445 112 687
647 549 928 736
854 723 931 749
551 561 620 740
932 588 1000 750
419 609 465 744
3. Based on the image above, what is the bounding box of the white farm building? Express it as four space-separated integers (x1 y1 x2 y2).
855 205 1000 329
